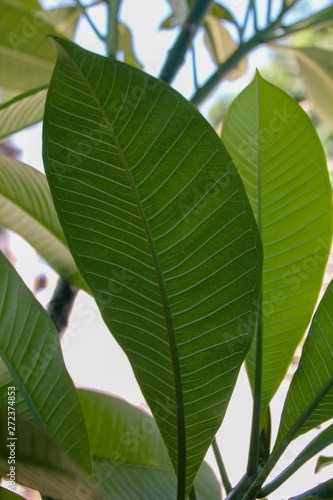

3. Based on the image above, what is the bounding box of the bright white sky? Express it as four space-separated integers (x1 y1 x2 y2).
9 0 333 497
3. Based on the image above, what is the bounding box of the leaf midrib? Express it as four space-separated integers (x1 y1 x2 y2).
58 45 186 493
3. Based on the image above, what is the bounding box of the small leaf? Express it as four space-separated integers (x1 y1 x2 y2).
0 86 47 141
222 72 332 412
315 455 333 474
43 37 262 496
0 252 92 474
0 405 97 500
204 16 247 80
118 22 142 69
275 280 333 447
0 155 87 290
79 389 222 499
210 2 238 26
160 14 178 30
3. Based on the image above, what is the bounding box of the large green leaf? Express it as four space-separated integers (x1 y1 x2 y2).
0 405 98 500
0 252 92 475
221 72 332 412
43 37 262 496
0 86 47 140
79 389 222 499
0 1 57 91
0 155 87 290
275 280 333 447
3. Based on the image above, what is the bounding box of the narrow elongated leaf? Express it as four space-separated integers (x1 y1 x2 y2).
0 405 98 500
222 72 332 412
0 155 87 290
43 37 262 495
0 1 57 91
118 22 142 69
275 280 333 447
0 252 92 475
79 389 222 499
0 86 47 140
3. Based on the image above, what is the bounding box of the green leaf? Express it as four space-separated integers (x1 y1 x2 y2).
0 0 58 92
0 155 87 290
210 2 238 26
0 405 98 500
0 252 92 475
43 37 262 496
118 22 142 69
289 478 333 500
41 6 81 40
0 488 25 500
79 389 222 499
294 47 333 132
221 71 332 412
275 280 333 447
316 454 333 474
0 86 47 140
204 16 247 80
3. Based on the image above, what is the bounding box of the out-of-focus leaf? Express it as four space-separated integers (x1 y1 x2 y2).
0 155 87 290
283 5 333 33
0 488 24 499
79 389 222 499
43 37 262 496
315 455 333 474
275 280 333 446
118 22 142 69
41 6 81 39
210 2 238 26
0 405 98 500
204 16 247 80
0 86 47 140
289 478 333 500
0 252 92 475
222 72 332 413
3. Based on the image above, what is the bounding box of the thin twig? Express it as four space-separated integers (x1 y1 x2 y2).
212 438 232 495
75 0 105 41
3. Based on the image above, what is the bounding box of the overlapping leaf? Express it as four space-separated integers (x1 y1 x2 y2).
79 389 222 499
43 37 262 495
222 72 332 412
0 155 87 290
0 252 92 475
0 86 47 140
275 280 333 447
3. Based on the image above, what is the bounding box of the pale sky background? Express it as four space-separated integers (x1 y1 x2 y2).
8 0 333 498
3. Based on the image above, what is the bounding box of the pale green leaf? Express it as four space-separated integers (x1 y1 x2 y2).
283 5 333 33
0 252 92 475
204 16 247 80
79 389 222 499
0 0 58 91
118 22 142 69
0 155 87 290
42 6 81 39
43 37 262 496
0 86 47 140
275 280 333 446
0 405 98 500
222 72 332 412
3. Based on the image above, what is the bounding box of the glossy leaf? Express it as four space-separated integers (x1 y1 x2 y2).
294 47 333 132
43 37 262 495
275 280 333 447
0 86 47 140
204 16 247 80
0 405 97 500
0 1 57 91
79 389 222 499
222 72 332 412
0 252 92 474
0 155 87 290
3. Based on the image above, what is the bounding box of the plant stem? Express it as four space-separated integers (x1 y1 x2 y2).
106 0 122 58
212 438 232 494
241 376 333 500
247 295 263 476
75 0 105 41
159 0 214 84
47 278 78 336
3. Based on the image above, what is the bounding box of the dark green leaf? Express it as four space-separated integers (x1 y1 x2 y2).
289 478 333 500
222 71 332 413
43 37 262 495
0 252 92 475
316 455 333 474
